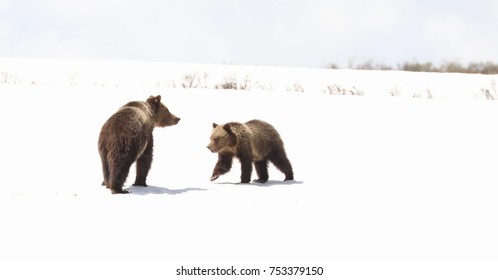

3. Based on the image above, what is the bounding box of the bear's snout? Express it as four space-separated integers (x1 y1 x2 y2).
157 114 180 127
207 143 216 153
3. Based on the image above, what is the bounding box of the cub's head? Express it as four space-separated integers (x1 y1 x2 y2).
146 95 181 127
207 123 237 153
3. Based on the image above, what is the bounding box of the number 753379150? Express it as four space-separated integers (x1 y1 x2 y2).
269 266 324 276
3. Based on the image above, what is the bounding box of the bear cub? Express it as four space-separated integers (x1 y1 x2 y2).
98 95 180 194
207 119 294 183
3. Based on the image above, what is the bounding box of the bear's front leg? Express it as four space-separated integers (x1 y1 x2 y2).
239 157 253 183
133 138 153 187
211 153 233 181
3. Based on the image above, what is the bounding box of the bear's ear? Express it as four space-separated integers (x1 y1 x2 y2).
146 95 162 107
212 123 218 128
223 123 233 134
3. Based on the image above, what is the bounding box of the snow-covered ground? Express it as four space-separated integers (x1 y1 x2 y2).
1 58 498 279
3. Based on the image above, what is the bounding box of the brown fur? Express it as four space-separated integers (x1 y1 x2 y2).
207 119 294 183
98 95 180 194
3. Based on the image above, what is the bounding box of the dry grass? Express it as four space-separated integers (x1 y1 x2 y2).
336 59 498 75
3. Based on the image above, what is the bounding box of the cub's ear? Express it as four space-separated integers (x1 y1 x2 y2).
223 123 233 134
212 123 218 128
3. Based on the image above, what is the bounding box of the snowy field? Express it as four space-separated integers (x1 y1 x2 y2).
1 58 498 279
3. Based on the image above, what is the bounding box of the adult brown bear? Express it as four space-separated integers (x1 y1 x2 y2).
98 95 180 194
207 120 294 183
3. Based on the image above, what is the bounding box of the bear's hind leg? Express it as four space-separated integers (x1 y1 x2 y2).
133 139 153 187
101 159 110 188
254 159 269 183
99 148 110 188
270 150 294 181
108 160 133 194
109 170 130 194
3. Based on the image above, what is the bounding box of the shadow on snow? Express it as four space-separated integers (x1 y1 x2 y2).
214 180 304 187
125 185 207 195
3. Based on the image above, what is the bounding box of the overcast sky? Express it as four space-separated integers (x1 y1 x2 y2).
1 0 497 68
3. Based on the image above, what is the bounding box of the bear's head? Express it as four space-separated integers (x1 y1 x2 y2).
146 95 181 127
207 123 237 153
